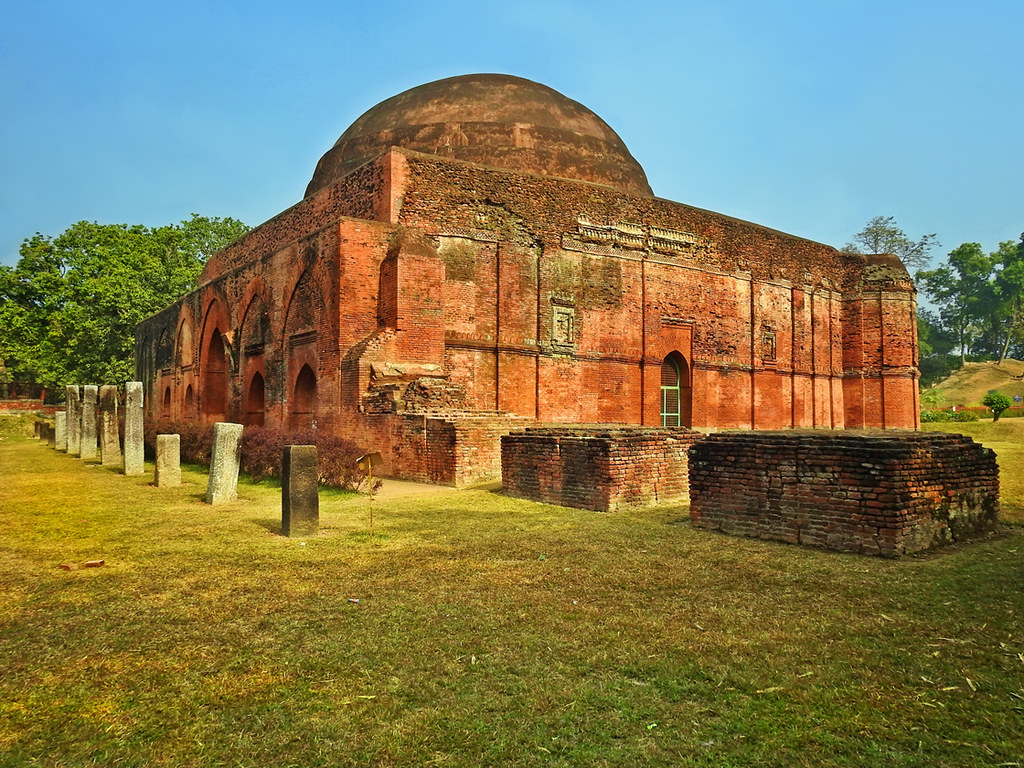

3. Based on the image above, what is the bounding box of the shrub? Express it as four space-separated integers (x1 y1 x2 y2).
144 420 214 464
240 426 367 490
145 421 370 490
951 410 980 422
982 392 1013 421
920 409 951 422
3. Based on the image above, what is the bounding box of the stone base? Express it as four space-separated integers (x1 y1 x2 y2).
688 431 1000 557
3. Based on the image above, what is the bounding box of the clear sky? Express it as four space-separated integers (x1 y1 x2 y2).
1 0 1020 268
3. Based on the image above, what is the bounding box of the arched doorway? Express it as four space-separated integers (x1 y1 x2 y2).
202 328 228 423
290 364 316 430
245 372 265 427
660 353 692 427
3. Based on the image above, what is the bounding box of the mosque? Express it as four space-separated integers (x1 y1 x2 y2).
135 74 919 484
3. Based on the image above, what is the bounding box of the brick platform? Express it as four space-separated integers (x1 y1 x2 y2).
689 431 1000 556
502 426 703 511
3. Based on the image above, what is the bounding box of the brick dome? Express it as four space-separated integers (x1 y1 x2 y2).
305 74 653 198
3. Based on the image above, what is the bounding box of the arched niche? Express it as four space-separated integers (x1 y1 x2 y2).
202 328 228 423
245 372 266 427
184 384 196 420
290 364 316 430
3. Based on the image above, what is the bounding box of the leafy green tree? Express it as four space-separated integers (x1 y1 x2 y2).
916 243 997 366
0 214 248 390
982 392 1012 421
843 215 939 271
991 235 1024 364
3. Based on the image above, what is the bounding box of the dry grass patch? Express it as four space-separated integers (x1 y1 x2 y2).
0 432 1022 767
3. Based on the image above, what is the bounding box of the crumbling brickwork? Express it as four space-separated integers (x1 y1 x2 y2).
688 432 999 556
502 426 703 511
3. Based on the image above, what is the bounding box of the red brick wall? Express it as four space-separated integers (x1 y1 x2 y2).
502 426 704 511
689 431 999 556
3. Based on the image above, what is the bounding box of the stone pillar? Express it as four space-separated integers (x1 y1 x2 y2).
33 420 42 439
55 412 67 451
206 422 243 504
43 422 55 446
123 381 145 476
80 385 99 460
282 445 319 537
98 385 121 466
155 434 181 488
66 385 81 457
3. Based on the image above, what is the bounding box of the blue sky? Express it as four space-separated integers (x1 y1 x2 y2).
1 0 1021 268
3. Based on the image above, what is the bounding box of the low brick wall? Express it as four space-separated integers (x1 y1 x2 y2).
390 412 532 487
502 426 702 511
689 431 1000 556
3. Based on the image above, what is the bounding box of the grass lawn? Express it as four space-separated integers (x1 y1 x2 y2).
1 423 1022 767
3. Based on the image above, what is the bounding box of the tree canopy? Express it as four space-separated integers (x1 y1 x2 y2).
0 215 248 390
843 215 938 271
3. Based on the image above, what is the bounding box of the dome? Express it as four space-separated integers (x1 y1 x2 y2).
305 74 652 198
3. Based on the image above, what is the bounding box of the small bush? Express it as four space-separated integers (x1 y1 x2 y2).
240 426 367 490
146 421 370 490
920 409 951 423
144 420 214 464
951 410 980 422
982 392 1013 421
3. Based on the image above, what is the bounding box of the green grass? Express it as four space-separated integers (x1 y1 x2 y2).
1 432 1023 767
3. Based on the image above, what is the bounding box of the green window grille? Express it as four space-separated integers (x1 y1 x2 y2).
661 357 680 427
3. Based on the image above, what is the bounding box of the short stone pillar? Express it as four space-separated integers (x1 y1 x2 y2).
98 385 121 466
123 381 145 476
33 420 42 439
282 445 319 537
80 385 98 460
66 385 81 457
155 434 181 488
43 422 55 446
206 422 243 504
55 412 67 451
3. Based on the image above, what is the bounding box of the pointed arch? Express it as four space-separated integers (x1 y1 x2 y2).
184 384 196 420
660 352 692 427
245 372 266 427
290 364 317 430
202 328 228 422
162 386 172 419
176 315 194 368
199 295 232 424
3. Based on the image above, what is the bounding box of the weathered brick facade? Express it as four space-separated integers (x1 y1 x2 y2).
502 426 703 511
689 432 1000 556
136 74 919 484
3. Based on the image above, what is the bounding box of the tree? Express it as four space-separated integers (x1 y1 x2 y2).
843 215 939 271
0 214 248 390
991 235 1024 364
916 243 997 367
982 392 1012 421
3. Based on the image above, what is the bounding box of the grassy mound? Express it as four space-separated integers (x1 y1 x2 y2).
928 358 1024 407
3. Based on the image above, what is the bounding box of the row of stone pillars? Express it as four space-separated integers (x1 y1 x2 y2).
38 391 318 537
55 382 145 475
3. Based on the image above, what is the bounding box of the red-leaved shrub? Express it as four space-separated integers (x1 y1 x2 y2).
144 420 215 464
241 426 366 489
145 421 369 489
